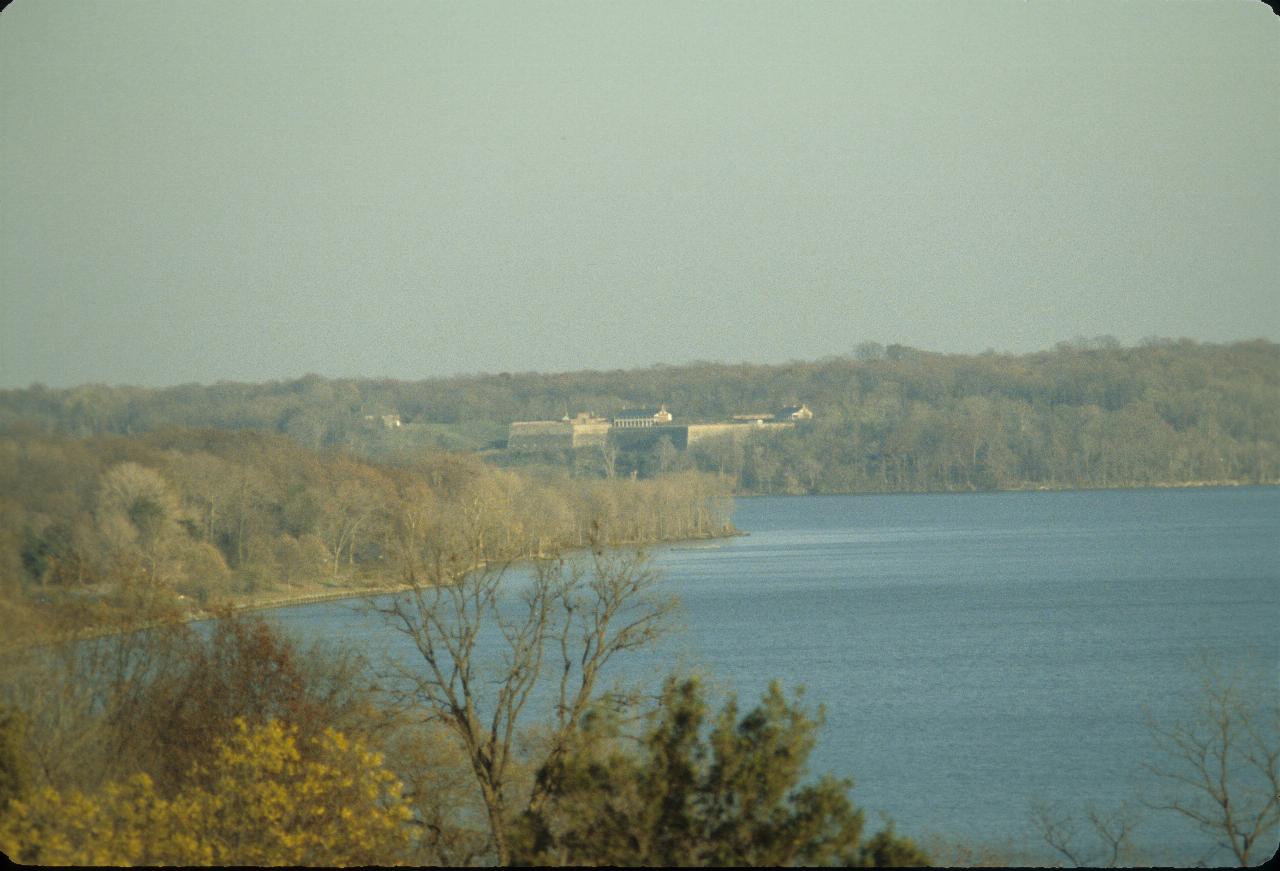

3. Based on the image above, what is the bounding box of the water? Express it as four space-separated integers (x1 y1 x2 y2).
266 487 1279 864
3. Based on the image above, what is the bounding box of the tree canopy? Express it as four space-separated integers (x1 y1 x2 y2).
0 717 412 867
515 676 929 867
3 338 1275 493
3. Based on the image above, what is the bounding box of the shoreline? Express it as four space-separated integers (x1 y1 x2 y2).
232 527 746 617
215 582 414 617
2 528 743 650
6 478 1270 640
732 478 1279 499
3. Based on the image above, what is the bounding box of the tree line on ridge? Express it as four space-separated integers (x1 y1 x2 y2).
2 337 1275 493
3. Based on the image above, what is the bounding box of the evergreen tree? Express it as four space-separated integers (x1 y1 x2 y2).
515 677 929 867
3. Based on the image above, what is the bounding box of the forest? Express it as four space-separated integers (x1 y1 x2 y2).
0 426 733 643
2 338 1276 494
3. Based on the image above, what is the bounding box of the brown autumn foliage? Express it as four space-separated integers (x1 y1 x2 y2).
0 426 734 639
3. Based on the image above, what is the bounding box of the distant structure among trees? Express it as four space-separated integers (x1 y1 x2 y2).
507 412 611 451
611 405 673 428
507 404 814 453
778 404 814 421
3 339 1274 493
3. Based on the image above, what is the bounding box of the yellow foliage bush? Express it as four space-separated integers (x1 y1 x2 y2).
0 718 411 866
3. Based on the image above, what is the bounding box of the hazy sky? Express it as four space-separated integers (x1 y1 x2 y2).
2 1 1277 388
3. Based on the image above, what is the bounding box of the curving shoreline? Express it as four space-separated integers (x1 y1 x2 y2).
223 582 413 616
732 477 1279 498
233 527 746 617
1 529 743 654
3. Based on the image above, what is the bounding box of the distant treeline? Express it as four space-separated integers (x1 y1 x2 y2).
2 337 1276 493
0 427 733 637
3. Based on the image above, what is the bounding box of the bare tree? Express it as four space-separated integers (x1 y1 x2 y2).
378 536 677 865
1029 798 1086 866
1084 802 1142 867
96 462 188 585
1144 655 1279 867
1028 798 1141 867
600 439 618 481
317 465 390 578
0 611 194 794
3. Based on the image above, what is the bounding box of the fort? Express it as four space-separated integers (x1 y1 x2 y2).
506 412 611 451
506 404 812 452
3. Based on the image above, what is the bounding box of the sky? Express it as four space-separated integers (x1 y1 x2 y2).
1 0 1277 388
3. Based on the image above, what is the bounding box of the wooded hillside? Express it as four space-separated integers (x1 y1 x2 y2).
2 338 1275 493
0 428 733 641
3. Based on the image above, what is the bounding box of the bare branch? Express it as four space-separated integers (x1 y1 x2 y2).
379 529 676 866
1141 655 1279 866
1029 798 1087 866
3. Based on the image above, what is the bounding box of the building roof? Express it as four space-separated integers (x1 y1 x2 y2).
614 407 664 419
777 405 811 418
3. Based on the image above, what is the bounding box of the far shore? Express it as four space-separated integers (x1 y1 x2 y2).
732 477 1278 498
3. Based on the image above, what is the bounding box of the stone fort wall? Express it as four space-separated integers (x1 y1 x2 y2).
508 420 612 451
570 422 610 448
686 421 793 445
509 419 797 452
507 421 572 451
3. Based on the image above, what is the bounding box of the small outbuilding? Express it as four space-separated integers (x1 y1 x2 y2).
776 404 813 421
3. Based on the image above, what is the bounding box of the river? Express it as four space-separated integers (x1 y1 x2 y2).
265 486 1279 865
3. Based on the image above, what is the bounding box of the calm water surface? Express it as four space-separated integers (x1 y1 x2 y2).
268 487 1279 864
